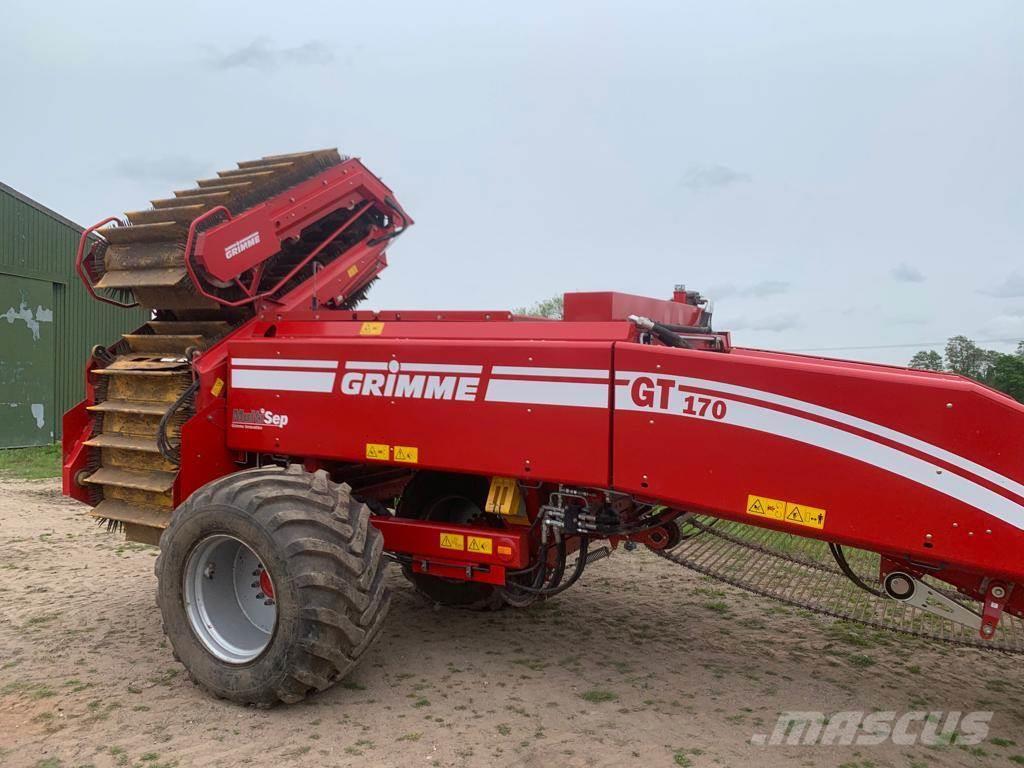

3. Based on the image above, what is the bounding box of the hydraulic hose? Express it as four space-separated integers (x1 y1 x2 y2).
627 315 693 349
510 536 590 596
829 542 884 597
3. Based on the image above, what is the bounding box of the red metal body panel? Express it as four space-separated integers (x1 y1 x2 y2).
563 291 703 325
372 517 527 568
174 397 242 508
611 342 1024 583
180 311 1024 595
224 337 615 487
61 401 92 503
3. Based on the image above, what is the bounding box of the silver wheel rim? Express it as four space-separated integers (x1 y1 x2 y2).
183 535 277 664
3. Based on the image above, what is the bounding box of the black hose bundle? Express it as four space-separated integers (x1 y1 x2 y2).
156 378 200 465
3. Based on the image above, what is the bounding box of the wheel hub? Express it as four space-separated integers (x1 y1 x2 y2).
183 535 277 664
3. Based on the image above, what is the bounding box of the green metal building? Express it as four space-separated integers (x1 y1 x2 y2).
0 182 148 448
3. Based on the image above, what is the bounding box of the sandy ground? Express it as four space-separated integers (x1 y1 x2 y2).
1 479 1023 768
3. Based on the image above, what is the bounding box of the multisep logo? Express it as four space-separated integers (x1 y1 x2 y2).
224 231 261 260
231 408 290 430
340 360 481 402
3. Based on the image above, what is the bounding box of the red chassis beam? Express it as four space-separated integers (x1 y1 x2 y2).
372 517 530 586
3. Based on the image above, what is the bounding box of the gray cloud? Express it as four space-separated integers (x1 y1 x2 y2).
708 280 790 300
113 155 212 185
977 313 1024 338
890 262 925 283
679 163 751 192
727 313 801 332
885 312 928 325
980 272 1024 298
207 39 334 71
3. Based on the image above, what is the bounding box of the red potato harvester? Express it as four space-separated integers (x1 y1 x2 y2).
63 149 1024 705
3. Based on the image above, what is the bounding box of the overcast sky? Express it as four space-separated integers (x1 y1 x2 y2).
1 0 1021 364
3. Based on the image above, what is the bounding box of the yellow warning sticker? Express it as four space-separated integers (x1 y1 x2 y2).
440 533 465 551
394 446 419 464
365 443 390 461
360 322 384 336
347 264 359 278
747 494 826 530
467 536 493 555
210 377 225 397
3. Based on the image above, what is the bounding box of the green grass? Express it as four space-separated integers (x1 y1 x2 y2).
580 690 618 703
0 444 60 480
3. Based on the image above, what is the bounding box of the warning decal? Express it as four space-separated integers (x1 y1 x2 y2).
467 536 493 555
365 443 390 461
747 494 826 530
440 533 465 551
394 445 419 464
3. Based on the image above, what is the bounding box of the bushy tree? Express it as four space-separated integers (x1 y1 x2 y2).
944 336 994 380
515 295 564 319
908 350 943 372
908 336 1024 402
990 354 1024 402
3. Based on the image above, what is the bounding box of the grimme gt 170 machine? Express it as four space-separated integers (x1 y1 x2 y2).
63 149 1024 705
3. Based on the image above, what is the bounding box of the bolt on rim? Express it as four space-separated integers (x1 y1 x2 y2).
183 535 277 664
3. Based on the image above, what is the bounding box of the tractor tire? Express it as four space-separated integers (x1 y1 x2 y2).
396 472 513 611
155 464 390 706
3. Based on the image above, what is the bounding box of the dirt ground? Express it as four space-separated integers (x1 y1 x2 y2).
2 479 1023 768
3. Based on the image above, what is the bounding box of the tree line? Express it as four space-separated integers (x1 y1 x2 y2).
909 337 1024 402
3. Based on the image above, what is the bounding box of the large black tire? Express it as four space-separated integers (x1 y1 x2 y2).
155 465 390 706
396 472 510 611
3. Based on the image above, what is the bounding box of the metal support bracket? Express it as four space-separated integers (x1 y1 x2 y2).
981 582 1012 640
883 571 983 632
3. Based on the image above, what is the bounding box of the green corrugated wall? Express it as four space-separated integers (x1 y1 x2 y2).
0 182 148 446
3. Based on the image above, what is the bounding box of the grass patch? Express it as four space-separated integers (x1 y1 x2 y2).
580 690 618 703
0 444 60 480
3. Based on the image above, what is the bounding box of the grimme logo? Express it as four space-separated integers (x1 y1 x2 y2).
224 231 261 260
231 408 289 430
340 360 480 402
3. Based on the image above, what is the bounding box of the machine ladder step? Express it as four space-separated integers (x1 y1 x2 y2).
88 500 171 529
99 222 188 244
146 320 232 336
123 334 208 354
87 399 170 416
196 171 275 187
87 500 170 546
82 466 176 494
125 203 208 225
95 266 188 290
84 434 162 453
174 182 252 198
